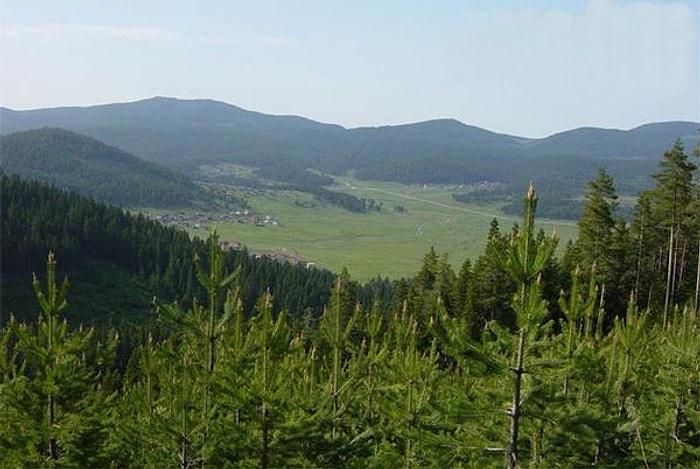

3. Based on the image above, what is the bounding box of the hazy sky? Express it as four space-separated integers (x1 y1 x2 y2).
1 0 698 137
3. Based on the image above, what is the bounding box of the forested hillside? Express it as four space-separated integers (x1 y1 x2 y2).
1 175 389 326
1 141 699 467
0 128 203 208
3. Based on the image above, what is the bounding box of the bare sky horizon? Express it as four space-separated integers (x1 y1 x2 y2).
1 0 698 138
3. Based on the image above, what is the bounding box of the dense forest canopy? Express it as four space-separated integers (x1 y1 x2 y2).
1 139 699 467
0 128 205 208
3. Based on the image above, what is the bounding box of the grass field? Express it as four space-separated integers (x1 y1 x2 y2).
188 177 578 282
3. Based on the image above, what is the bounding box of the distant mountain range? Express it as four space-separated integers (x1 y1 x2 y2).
1 97 697 193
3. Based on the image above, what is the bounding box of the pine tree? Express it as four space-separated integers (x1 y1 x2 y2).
644 307 700 466
497 183 558 468
312 272 368 464
247 291 293 468
192 231 238 467
575 167 631 320
631 192 661 310
646 140 697 324
1 253 115 467
453 258 479 338
472 219 516 329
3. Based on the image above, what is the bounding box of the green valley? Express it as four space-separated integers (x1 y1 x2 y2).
3 0 699 464
173 175 578 281
3 130 699 468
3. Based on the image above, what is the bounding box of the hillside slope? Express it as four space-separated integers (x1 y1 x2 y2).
0 174 340 326
0 128 201 207
523 121 699 159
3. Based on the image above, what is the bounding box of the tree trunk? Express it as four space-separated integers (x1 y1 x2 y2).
202 300 216 469
663 226 675 327
48 393 57 461
180 399 189 469
507 328 525 469
47 312 58 462
634 210 645 299
261 405 270 469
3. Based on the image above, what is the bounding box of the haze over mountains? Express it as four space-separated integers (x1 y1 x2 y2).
1 97 697 193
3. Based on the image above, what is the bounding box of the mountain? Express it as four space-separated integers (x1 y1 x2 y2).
1 97 697 189
0 96 339 131
522 121 699 159
0 128 202 207
0 97 349 172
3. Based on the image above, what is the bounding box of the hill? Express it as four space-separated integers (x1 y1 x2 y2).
522 121 699 159
0 128 202 208
1 97 697 191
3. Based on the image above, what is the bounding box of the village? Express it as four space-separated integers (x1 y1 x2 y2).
146 209 318 267
147 208 279 232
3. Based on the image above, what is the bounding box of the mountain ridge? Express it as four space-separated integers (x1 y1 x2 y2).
3 96 695 137
1 97 697 189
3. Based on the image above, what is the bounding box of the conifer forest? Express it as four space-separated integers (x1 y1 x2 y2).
1 140 700 468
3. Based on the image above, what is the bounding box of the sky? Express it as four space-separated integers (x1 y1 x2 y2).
1 0 698 137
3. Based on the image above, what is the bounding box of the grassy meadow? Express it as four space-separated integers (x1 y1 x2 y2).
187 176 578 282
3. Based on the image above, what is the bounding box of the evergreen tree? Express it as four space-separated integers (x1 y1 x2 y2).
454 258 478 338
577 168 619 265
653 307 700 464
472 219 516 329
497 183 557 468
636 140 697 324
192 232 238 467
574 167 631 321
0 253 116 467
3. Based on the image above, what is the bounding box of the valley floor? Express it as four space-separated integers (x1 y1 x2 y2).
158 177 578 281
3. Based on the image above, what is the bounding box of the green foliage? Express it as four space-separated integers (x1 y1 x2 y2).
3 142 700 467
1 174 339 326
0 253 117 467
632 139 698 319
499 195 586 220
471 219 517 329
495 184 558 468
284 184 381 213
0 128 202 208
569 167 633 320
